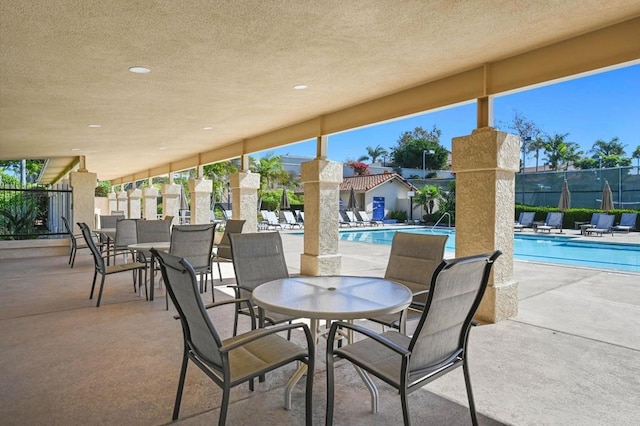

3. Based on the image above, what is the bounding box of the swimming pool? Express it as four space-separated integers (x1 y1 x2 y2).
338 228 640 273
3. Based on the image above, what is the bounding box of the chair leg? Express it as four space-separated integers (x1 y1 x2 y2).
325 351 335 426
217 262 223 282
219 386 230 426
70 246 77 268
305 358 314 426
172 348 189 421
400 388 411 426
463 357 479 426
89 270 98 299
96 275 106 307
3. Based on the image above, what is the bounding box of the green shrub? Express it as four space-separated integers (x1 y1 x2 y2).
387 210 407 222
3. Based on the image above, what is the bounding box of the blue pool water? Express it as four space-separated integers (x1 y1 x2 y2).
338 228 640 273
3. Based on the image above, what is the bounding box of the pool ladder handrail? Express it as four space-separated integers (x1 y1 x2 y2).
431 212 451 230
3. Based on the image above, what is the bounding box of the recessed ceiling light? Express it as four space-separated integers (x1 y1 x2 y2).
88 124 101 128
203 126 213 130
293 84 308 90
158 147 167 150
129 66 150 74
71 148 81 151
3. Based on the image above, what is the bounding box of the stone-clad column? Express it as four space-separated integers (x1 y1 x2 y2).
162 184 181 226
189 178 213 224
69 170 97 234
127 188 142 219
142 186 159 220
452 127 520 323
230 172 259 232
300 159 343 276
116 189 129 217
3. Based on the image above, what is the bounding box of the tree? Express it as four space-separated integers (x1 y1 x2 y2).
499 110 544 172
365 145 388 164
346 161 370 176
542 133 583 171
414 185 442 215
203 160 239 205
390 126 447 169
633 146 640 170
0 160 45 184
589 137 631 167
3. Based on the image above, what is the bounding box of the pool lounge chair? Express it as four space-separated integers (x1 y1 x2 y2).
514 212 535 231
575 213 601 235
282 210 303 229
345 211 365 227
358 211 382 226
613 213 637 234
536 212 564 233
585 214 615 237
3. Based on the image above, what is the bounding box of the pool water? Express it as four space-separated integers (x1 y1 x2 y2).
338 228 640 273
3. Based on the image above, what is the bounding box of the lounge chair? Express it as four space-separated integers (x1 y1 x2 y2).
536 212 564 233
345 211 365 227
575 213 601 235
585 214 615 237
514 212 535 232
261 211 283 230
358 210 382 226
282 210 303 229
613 213 637 234
338 211 352 227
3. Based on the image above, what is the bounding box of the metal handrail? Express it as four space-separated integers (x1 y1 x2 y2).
431 212 451 230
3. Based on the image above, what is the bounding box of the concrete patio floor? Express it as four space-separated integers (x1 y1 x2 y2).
1 230 638 425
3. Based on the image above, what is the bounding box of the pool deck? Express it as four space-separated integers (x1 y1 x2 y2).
0 227 638 425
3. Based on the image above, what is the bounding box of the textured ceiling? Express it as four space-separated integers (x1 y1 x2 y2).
1 1 639 182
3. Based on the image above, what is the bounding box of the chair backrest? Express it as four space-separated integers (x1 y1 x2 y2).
283 210 297 224
216 219 246 259
619 213 637 227
154 250 223 366
61 216 75 240
358 211 371 222
137 219 172 244
114 218 138 249
345 211 360 223
589 213 602 225
78 222 106 272
595 214 615 230
545 212 563 227
110 210 125 216
170 224 216 270
519 212 535 225
99 214 123 229
229 232 289 298
408 251 501 372
384 232 448 301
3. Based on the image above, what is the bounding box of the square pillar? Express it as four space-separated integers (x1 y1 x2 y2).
142 186 159 220
162 184 181 226
116 189 129 217
452 127 520 323
69 171 97 234
230 172 260 232
300 159 343 276
127 188 142 219
189 178 213 224
108 190 117 214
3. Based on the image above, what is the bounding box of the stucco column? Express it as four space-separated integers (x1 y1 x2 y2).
107 190 117 214
69 170 97 234
162 184 181 226
230 172 259 232
189 178 213 224
116 189 129 217
127 188 142 219
142 186 159 220
452 127 520 323
300 159 343 276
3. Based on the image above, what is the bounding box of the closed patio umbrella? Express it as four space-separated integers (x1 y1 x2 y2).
280 188 290 210
558 179 571 211
347 187 358 212
600 180 614 211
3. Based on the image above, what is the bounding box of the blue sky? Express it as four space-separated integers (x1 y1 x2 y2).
265 63 639 168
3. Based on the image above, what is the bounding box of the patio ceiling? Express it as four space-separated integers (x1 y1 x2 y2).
1 1 639 184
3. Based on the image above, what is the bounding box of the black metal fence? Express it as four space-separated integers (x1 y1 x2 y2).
0 183 72 240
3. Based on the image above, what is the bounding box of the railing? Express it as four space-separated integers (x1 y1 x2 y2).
431 212 451 230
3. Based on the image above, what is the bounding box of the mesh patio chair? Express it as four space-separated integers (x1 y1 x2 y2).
61 215 90 268
513 211 535 231
112 218 138 263
78 222 147 307
210 219 245 300
584 214 615 237
228 232 296 338
368 232 448 333
135 219 173 297
613 212 637 233
152 249 314 425
169 224 217 308
326 250 502 426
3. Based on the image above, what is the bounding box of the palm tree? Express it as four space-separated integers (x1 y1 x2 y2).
542 133 582 171
366 145 389 164
414 185 442 215
632 145 640 174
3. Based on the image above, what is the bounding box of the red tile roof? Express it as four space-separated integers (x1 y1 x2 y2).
340 173 416 192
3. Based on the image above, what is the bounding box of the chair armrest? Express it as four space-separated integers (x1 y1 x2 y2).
174 297 255 325
220 322 314 354
328 321 410 357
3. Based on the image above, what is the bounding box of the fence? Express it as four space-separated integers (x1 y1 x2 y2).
0 183 72 240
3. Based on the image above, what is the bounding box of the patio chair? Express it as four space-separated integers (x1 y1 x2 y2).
170 224 217 308
339 211 353 227
585 214 615 237
113 218 138 263
345 211 365 226
228 232 296 338
536 212 564 233
78 222 147 307
135 219 172 296
263 211 283 230
358 210 382 226
613 212 637 233
62 215 90 268
282 210 303 229
152 250 314 425
513 211 535 232
326 250 502 426
367 232 448 333
575 213 601 235
210 219 246 299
